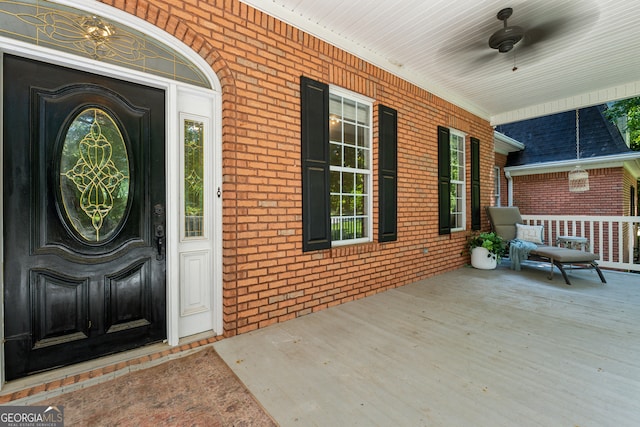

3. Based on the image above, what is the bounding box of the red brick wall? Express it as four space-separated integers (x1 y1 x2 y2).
510 167 639 262
512 168 626 216
100 0 495 335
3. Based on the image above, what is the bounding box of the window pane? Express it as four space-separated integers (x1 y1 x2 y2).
450 188 457 212
343 172 354 193
357 103 369 126
455 213 463 229
344 122 356 145
356 148 368 169
355 173 365 194
184 119 204 237
355 217 365 238
450 149 459 179
344 145 356 168
343 99 356 122
331 217 341 240
329 94 342 115
341 218 355 239
342 196 354 215
357 126 369 147
454 183 464 202
451 182 464 229
330 142 342 166
453 164 463 182
330 194 341 216
330 170 341 193
329 118 341 142
355 195 365 215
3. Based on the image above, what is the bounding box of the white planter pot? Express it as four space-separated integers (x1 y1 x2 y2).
471 247 497 270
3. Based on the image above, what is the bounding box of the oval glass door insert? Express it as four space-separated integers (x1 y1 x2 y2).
60 108 130 242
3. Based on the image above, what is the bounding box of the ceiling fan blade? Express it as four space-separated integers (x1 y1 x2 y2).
521 9 599 49
522 19 569 47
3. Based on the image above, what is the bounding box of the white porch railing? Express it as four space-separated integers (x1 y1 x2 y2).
521 215 640 272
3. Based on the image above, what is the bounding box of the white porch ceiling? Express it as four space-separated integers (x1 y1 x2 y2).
240 0 640 125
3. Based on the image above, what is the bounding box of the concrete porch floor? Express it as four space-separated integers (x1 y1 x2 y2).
214 261 640 426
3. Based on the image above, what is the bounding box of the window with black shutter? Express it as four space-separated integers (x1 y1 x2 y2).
301 77 382 251
301 76 331 252
379 105 397 242
437 126 451 235
471 137 481 230
438 126 473 234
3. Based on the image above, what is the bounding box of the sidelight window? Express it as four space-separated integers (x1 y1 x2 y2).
182 117 205 238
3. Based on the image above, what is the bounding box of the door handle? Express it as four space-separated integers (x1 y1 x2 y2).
155 224 165 260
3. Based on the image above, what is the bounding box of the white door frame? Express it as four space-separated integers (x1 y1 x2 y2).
0 0 223 386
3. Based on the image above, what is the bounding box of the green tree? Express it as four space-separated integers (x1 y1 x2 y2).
604 97 640 151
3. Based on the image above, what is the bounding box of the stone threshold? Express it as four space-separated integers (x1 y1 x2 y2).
0 332 221 405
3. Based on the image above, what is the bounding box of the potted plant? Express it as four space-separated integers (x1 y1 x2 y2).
467 231 505 270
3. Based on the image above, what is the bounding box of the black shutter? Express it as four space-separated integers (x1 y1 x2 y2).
437 126 451 235
301 76 331 251
471 137 481 230
379 105 398 242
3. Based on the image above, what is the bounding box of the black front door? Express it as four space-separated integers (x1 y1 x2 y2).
3 55 166 380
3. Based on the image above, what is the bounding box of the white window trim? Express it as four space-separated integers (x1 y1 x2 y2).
450 129 466 232
329 86 373 246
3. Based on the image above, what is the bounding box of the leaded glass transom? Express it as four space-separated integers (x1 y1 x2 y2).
0 0 210 88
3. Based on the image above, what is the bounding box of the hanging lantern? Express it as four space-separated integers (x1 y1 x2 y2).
568 109 589 193
568 165 589 192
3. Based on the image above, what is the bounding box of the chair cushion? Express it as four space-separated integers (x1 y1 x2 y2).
487 207 524 241
531 246 598 262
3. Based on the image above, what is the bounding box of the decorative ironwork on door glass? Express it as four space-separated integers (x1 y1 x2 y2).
184 119 204 238
60 108 130 242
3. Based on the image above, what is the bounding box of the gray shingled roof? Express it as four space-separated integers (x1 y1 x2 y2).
495 105 631 167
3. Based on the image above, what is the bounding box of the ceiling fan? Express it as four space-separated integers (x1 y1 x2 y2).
488 8 524 53
486 6 594 71
438 3 599 75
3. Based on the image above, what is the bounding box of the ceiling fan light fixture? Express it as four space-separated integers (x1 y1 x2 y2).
489 27 524 52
